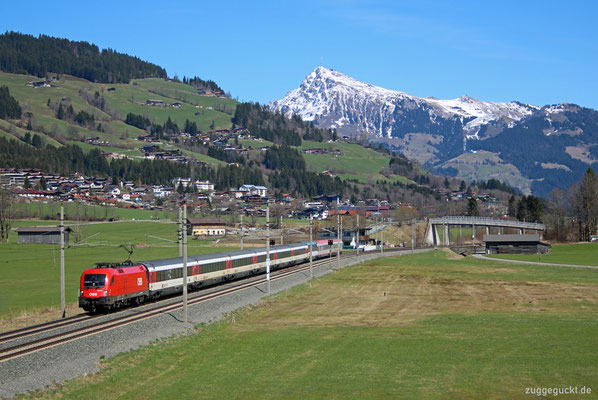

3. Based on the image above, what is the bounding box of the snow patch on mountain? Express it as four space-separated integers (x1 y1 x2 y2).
269 66 539 139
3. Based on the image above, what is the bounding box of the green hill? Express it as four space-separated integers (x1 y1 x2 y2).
0 70 233 164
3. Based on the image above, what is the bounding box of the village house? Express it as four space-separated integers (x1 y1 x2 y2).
146 99 165 106
187 218 227 236
239 184 268 198
195 180 214 192
152 185 173 198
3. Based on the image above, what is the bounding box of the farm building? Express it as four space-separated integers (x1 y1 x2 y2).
187 218 227 236
483 234 550 255
14 226 73 245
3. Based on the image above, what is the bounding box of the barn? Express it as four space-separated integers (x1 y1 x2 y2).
14 226 72 245
483 234 550 255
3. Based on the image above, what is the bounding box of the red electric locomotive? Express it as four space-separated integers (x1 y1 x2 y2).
79 261 149 312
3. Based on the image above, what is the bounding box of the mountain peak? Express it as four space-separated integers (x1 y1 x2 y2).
269 67 537 138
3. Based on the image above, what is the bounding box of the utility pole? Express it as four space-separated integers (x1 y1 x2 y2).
411 218 416 253
356 214 360 259
266 206 270 294
381 217 384 254
309 215 313 280
182 203 188 324
375 216 378 250
240 214 244 250
60 205 65 319
336 213 341 271
178 206 182 257
280 215 283 245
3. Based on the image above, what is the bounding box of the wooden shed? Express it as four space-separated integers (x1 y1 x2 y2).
14 226 72 245
483 234 550 255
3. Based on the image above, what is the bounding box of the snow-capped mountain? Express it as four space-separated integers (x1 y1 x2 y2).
269 67 598 197
269 66 538 140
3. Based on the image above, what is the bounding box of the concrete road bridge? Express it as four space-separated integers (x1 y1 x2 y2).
424 216 545 247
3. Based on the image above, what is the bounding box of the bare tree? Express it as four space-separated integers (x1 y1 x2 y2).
545 187 570 242
574 168 598 241
0 184 15 242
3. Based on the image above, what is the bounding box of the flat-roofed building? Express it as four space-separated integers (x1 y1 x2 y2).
483 234 550 255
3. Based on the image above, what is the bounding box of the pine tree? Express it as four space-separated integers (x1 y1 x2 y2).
467 196 479 216
56 103 64 120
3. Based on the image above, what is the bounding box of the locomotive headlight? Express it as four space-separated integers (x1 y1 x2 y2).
80 290 83 296
103 290 108 296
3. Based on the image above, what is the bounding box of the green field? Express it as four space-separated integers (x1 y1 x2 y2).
0 220 237 320
24 248 598 399
298 140 415 184
489 242 598 266
12 202 175 221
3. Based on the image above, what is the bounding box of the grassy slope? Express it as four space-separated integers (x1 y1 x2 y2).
299 140 415 184
26 247 598 399
0 71 233 166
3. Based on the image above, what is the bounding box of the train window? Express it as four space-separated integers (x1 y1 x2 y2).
110 277 114 285
83 274 106 289
233 257 250 268
279 251 291 259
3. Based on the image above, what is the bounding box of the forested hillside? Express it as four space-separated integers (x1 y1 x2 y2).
233 102 335 146
0 86 21 119
0 31 166 83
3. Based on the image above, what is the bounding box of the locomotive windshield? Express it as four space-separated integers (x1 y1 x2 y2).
83 274 106 289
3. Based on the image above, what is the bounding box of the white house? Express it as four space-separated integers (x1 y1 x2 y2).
239 184 268 198
153 185 173 198
195 180 214 192
172 177 193 189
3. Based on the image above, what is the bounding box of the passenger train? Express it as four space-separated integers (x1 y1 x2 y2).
79 239 341 313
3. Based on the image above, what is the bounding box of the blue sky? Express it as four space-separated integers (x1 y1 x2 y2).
2 0 597 109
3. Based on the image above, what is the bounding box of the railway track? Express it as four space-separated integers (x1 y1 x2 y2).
0 248 406 363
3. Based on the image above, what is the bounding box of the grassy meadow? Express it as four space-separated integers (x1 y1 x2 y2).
298 140 414 184
489 242 598 266
24 248 598 399
0 219 238 322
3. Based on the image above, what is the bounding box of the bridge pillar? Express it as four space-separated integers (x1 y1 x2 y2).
519 228 524 235
444 224 449 246
472 224 476 244
424 222 440 247
486 226 489 235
